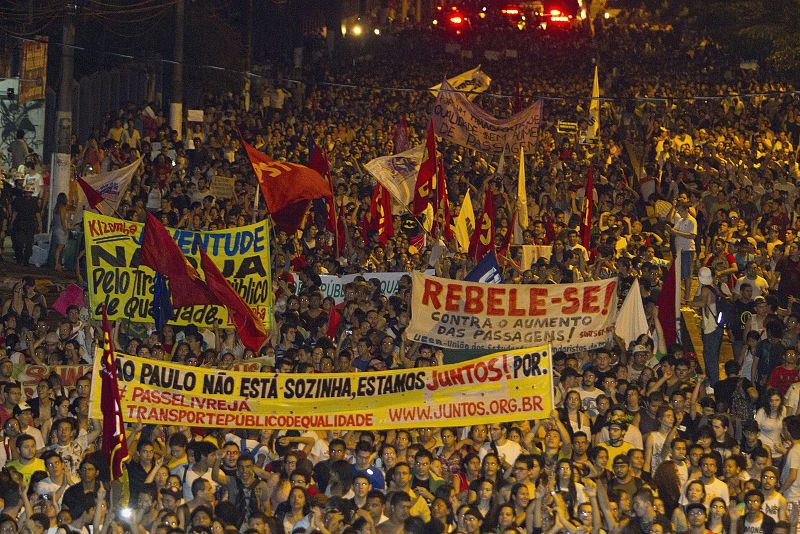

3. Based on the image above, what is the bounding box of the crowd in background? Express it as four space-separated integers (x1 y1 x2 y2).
0 13 800 534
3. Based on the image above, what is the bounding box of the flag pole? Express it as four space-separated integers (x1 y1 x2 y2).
252 183 260 224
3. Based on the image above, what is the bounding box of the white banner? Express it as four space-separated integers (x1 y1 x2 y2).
364 145 423 206
319 271 433 304
407 273 619 353
68 158 141 227
432 80 543 155
430 66 492 100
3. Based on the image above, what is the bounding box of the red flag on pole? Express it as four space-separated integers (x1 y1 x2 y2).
498 207 517 263
468 187 496 261
393 113 410 154
657 260 679 347
76 176 104 210
100 305 129 480
369 183 394 245
580 165 594 250
432 159 453 242
242 139 332 233
140 212 216 308
198 247 267 352
326 307 341 340
412 120 436 216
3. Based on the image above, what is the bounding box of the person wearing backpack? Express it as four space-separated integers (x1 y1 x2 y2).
695 267 725 383
713 361 758 440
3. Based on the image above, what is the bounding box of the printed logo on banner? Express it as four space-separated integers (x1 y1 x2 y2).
406 272 618 353
83 212 272 330
89 347 554 430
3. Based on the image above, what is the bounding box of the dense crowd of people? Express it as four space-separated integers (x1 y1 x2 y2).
1 12 800 534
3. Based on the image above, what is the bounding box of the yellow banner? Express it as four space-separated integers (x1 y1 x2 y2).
89 348 553 430
83 212 272 330
19 37 47 104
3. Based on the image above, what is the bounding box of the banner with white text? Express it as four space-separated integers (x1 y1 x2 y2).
84 212 272 330
407 273 618 352
431 80 543 155
89 348 553 430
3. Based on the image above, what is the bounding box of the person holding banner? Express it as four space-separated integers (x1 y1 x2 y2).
4 13 800 534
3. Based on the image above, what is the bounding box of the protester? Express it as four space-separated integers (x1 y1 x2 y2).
0 13 799 534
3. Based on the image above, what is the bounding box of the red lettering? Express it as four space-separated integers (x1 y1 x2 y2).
507 288 525 316
561 287 580 314
531 395 544 411
487 287 505 316
131 386 145 402
602 280 617 314
445 284 462 311
528 287 548 316
422 279 444 307
582 285 600 313
464 286 484 313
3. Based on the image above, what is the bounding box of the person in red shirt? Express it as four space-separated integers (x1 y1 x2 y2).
0 382 22 426
767 347 800 395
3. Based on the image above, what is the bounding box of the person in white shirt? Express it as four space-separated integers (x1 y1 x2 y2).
780 415 800 501
174 441 219 501
681 454 729 506
23 162 43 198
735 262 770 297
671 202 698 302
14 403 44 451
760 466 788 522
479 424 522 468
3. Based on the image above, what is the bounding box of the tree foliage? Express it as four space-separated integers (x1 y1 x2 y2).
688 0 800 74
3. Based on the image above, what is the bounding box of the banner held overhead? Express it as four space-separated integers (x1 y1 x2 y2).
90 347 554 430
407 272 618 353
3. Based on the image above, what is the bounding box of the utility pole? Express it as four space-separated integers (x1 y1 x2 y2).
243 0 252 112
169 0 184 139
49 2 76 232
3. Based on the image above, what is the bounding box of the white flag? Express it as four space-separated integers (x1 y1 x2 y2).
364 146 424 207
614 279 649 349
69 158 141 227
430 66 492 101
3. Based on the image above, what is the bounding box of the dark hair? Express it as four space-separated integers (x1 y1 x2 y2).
783 415 800 440
168 433 188 448
15 433 36 450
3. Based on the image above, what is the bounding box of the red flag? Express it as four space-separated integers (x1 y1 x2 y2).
76 176 104 210
657 261 679 347
242 139 332 233
580 165 594 250
432 159 453 242
326 198 340 255
100 305 129 480
513 81 523 113
308 142 330 178
498 207 517 262
140 212 215 308
469 188 496 261
199 247 267 352
412 120 436 216
369 184 394 245
326 307 341 340
393 114 410 154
